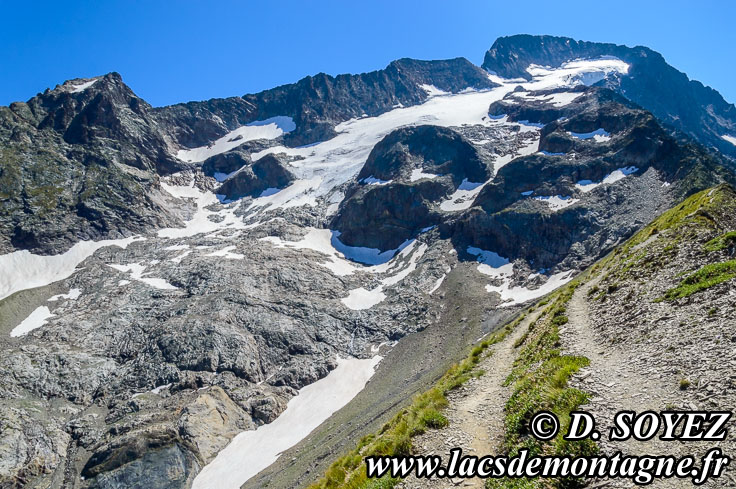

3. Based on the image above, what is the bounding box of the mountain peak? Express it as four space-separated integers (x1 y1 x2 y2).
483 34 736 159
45 72 126 99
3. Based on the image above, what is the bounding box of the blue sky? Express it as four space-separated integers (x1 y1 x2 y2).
1 1 734 107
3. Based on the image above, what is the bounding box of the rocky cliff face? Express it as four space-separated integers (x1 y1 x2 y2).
333 84 733 270
482 34 736 161
1 36 736 489
153 57 497 149
0 73 187 255
450 86 732 269
333 125 492 249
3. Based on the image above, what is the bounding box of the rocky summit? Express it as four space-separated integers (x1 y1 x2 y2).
1 34 735 489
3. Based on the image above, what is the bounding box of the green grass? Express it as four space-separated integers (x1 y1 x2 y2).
308 322 516 489
487 284 597 489
586 185 736 304
311 186 736 489
662 260 736 300
704 231 736 252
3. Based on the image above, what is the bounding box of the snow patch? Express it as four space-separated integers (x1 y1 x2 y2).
341 287 387 310
440 179 486 211
261 229 361 276
159 179 252 238
467 247 514 279
533 195 579 211
213 171 237 182
722 135 736 146
0 237 144 301
247 178 321 213
420 84 449 97
410 168 440 181
526 58 630 90
486 270 575 307
428 274 446 294
151 383 172 395
205 246 244 260
108 263 177 290
70 79 98 93
170 250 192 264
511 91 582 107
575 166 639 193
361 176 392 185
48 288 82 302
331 232 412 266
340 242 428 310
10 306 54 337
192 355 381 489
491 136 540 173
569 128 611 142
176 116 295 163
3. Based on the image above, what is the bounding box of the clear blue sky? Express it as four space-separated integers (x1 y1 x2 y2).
1 0 734 107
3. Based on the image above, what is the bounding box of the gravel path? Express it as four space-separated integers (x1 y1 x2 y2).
396 278 735 488
397 314 533 489
562 280 733 488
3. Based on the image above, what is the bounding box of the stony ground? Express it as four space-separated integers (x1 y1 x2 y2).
563 280 736 488
396 315 532 489
395 271 735 488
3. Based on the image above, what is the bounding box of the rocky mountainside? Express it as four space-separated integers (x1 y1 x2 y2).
345 184 736 489
1 35 735 489
154 58 497 149
0 73 187 254
483 34 736 161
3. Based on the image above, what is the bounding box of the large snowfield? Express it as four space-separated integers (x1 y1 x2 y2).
176 116 296 163
0 237 143 301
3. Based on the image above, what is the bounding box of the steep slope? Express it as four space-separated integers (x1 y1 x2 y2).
0 73 186 254
0 59 494 257
482 35 736 161
488 184 736 489
153 57 497 148
449 86 733 270
310 185 736 489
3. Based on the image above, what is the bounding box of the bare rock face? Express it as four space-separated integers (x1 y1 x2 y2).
333 125 493 250
85 443 199 489
483 34 736 161
201 149 252 178
356 125 490 185
215 154 295 201
177 387 253 463
0 405 70 484
0 73 186 255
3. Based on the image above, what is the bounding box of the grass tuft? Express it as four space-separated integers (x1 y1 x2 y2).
662 260 736 300
487 284 597 489
703 231 736 253
307 319 516 489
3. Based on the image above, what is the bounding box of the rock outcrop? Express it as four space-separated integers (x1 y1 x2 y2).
482 34 736 160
